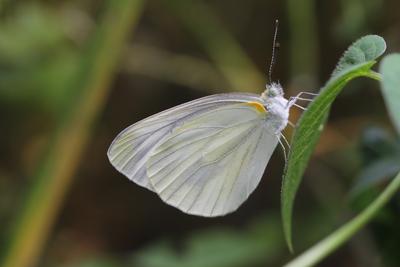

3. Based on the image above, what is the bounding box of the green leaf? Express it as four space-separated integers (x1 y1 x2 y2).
284 171 400 267
380 53 400 135
332 35 386 77
281 35 386 252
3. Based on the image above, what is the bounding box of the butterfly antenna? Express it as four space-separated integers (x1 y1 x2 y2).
268 19 279 84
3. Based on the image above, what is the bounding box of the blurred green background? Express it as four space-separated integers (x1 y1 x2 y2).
0 0 399 267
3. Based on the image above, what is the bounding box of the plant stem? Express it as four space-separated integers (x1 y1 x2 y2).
284 171 400 267
122 44 229 92
287 0 318 88
162 0 264 92
0 2 144 267
364 70 382 81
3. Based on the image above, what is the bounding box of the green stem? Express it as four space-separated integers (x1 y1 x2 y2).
287 0 318 86
284 171 400 267
364 70 382 81
122 44 229 92
0 2 144 267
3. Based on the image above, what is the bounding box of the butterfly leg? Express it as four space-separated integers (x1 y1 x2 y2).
287 121 295 128
287 91 318 109
277 132 292 163
277 137 288 162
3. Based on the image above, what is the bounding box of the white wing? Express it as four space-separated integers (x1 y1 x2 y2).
107 93 262 191
147 103 279 216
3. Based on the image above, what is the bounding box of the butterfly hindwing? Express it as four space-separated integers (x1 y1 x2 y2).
147 103 279 216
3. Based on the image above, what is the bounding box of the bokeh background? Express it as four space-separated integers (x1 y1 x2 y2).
0 0 399 267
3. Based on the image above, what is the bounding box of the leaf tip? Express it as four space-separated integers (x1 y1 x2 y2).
332 35 386 77
286 237 294 254
282 204 295 253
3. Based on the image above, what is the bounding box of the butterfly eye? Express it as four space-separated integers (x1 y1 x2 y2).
266 82 283 97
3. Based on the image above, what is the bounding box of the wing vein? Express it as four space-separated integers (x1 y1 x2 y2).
187 126 259 215
212 127 261 215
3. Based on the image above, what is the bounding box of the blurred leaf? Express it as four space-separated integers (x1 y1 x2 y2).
379 53 400 135
0 51 79 112
0 4 79 111
0 4 67 65
162 0 264 92
284 171 400 267
287 0 318 85
0 2 145 267
332 35 386 77
64 258 122 267
134 216 284 267
282 35 386 251
359 126 399 162
352 155 400 194
122 44 229 92
335 0 383 40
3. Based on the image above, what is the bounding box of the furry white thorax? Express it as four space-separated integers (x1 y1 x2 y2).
261 82 291 134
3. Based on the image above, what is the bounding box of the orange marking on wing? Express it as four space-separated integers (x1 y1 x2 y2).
246 101 267 113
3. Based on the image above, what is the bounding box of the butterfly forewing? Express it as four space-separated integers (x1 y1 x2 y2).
107 93 263 191
146 103 279 216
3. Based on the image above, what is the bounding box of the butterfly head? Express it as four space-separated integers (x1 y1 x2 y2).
260 83 290 133
262 82 284 99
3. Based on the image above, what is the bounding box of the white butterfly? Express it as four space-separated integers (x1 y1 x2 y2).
107 83 315 217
